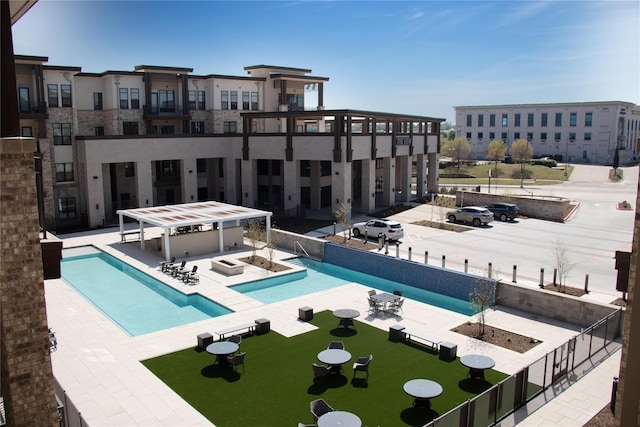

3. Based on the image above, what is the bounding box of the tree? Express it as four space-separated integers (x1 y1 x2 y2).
486 139 507 175
510 139 534 187
266 227 281 268
613 147 620 172
554 237 577 292
441 137 471 171
469 278 494 337
333 202 352 243
246 221 264 260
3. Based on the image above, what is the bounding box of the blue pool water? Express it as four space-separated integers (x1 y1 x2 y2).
232 257 472 315
61 247 231 336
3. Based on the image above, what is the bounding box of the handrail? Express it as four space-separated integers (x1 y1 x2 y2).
294 241 310 258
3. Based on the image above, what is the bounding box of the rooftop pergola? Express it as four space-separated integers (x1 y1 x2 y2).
116 201 272 261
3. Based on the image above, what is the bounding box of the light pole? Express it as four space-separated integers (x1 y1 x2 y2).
564 136 569 178
488 168 491 194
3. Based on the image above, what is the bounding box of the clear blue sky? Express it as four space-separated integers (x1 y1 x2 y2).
12 0 639 123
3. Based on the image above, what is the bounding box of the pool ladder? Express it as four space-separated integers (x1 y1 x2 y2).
294 241 310 258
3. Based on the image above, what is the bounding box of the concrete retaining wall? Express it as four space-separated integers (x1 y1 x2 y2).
272 229 325 259
454 191 574 222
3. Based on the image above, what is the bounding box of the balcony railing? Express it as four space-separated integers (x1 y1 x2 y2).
143 105 188 117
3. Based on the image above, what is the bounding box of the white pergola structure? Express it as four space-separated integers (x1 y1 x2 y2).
116 201 272 261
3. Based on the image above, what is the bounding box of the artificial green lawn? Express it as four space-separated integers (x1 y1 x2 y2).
142 311 507 426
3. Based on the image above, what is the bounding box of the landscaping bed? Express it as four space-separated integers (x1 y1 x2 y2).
452 322 541 353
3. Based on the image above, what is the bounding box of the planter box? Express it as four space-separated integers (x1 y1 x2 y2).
210 258 244 275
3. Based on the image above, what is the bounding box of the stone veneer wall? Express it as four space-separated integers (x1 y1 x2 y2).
323 243 491 302
0 138 58 426
454 191 574 222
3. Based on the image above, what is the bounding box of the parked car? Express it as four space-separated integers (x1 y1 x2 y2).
447 206 494 226
485 202 520 222
352 219 404 241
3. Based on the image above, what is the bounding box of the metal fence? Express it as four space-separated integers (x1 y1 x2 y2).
54 377 89 427
424 308 622 427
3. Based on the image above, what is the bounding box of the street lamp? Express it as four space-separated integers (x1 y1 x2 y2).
564 136 569 178
488 168 491 194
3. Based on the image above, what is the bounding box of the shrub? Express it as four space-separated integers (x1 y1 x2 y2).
511 169 533 180
530 158 557 167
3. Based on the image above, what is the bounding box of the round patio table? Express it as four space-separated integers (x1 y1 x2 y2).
460 354 495 380
317 349 352 373
206 341 239 365
333 309 360 329
317 410 362 427
403 379 443 408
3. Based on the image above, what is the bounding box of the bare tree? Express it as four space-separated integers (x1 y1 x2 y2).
266 227 281 267
442 137 471 171
510 139 534 188
486 139 507 176
246 221 264 260
333 202 352 243
469 278 494 337
554 237 577 292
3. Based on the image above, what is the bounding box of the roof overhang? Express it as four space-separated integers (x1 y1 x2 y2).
10 0 37 25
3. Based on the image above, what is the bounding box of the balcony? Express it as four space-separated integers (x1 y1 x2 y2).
19 101 48 119
143 104 189 120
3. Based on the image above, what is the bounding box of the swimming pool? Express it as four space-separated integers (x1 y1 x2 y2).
61 247 231 336
232 257 472 315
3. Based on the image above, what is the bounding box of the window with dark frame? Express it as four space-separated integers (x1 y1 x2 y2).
251 92 258 110
48 84 58 107
585 132 592 141
569 132 576 141
196 158 206 173
223 121 236 134
555 113 562 126
58 197 76 219
188 91 196 110
527 113 534 127
514 132 520 139
585 112 593 127
119 88 129 109
53 123 72 145
555 132 561 141
198 91 205 110
466 132 472 139
21 126 32 137
514 113 521 127
300 160 311 177
489 114 496 127
320 161 331 176
61 84 72 107
130 88 140 109
124 162 135 177
242 91 250 110
122 121 138 135
466 114 472 126
56 163 74 182
95 126 105 136
221 91 229 110
501 114 508 126
478 132 483 140
501 132 507 140
541 132 547 141
527 132 533 140
570 113 577 126
230 91 238 110
375 158 384 169
489 132 495 140
19 86 30 113
478 114 484 127
159 90 175 112
191 121 205 134
93 92 103 110
541 113 548 126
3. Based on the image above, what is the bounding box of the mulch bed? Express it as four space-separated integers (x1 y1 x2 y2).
239 255 291 272
542 283 587 297
322 234 380 250
583 405 616 426
452 322 542 353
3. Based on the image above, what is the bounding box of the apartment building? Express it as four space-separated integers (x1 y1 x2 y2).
15 55 443 231
454 102 640 165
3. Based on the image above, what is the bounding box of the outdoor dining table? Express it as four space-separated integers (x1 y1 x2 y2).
317 348 352 373
333 309 360 329
403 379 443 408
370 293 400 312
460 354 496 380
206 341 239 365
317 410 362 427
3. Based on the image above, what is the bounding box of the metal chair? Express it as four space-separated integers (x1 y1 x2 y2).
160 256 176 273
227 351 246 373
309 398 334 422
393 289 403 296
180 265 198 283
368 297 382 314
368 289 377 296
327 341 345 350
169 260 186 277
388 298 405 315
352 354 373 382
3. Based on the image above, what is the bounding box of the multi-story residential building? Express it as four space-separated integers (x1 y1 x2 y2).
454 102 640 165
15 55 443 231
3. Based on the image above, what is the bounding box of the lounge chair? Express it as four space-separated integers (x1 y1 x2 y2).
169 260 186 277
327 341 345 350
179 265 198 282
309 398 334 422
352 354 373 382
159 256 176 273
227 351 246 373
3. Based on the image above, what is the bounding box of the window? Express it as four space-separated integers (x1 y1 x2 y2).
541 113 548 127
300 160 310 177
489 114 496 127
53 123 72 145
251 92 258 110
489 132 495 140
130 88 139 109
93 92 103 110
21 126 32 137
19 86 30 113
124 162 135 177
555 113 562 126
119 88 128 109
375 158 384 169
47 84 58 107
478 132 483 140
188 91 196 110
61 84 72 107
58 197 76 219
514 114 521 127
514 132 520 139
570 113 577 126
527 132 533 140
585 112 593 126
95 126 105 136
223 121 236 134
191 121 205 134
466 114 472 126
221 91 229 110
478 114 484 127
466 132 472 140
501 132 507 140
554 132 561 141
196 159 207 173
159 160 179 177
159 90 175 112
584 132 592 141
122 121 138 135
501 114 508 127
541 132 547 141
159 125 174 135
242 91 250 110
569 132 576 141
527 113 534 127
279 93 304 111
56 163 74 182
320 161 331 176
230 91 238 110
198 91 205 110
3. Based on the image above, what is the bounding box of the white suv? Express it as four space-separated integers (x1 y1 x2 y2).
352 219 404 241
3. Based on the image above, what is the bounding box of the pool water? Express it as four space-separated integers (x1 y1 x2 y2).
232 257 472 315
61 247 231 336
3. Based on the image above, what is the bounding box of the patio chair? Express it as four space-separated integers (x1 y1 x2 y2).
327 341 345 350
393 289 403 296
227 334 242 345
184 268 199 285
309 398 334 422
388 298 404 315
312 363 331 379
169 260 186 277
227 351 246 373
368 297 382 314
180 265 198 282
368 289 377 296
352 354 373 382
159 256 176 273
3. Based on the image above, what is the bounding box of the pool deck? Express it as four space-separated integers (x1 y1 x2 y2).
47 226 619 426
